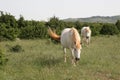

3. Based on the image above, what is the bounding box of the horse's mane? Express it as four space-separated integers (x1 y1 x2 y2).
71 27 81 49
85 27 90 33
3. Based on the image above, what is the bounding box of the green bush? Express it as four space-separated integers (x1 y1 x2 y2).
19 25 47 39
116 20 120 32
0 23 20 41
100 23 119 35
5 28 20 40
90 23 103 36
10 45 24 52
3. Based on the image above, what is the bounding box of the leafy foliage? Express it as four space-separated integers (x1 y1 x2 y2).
0 23 20 41
116 20 120 31
90 23 103 36
0 11 120 41
17 15 26 28
100 23 119 35
10 44 24 52
19 22 47 39
47 16 66 34
0 12 17 28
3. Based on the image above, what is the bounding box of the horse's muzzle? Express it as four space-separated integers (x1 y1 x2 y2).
75 58 80 61
86 36 89 39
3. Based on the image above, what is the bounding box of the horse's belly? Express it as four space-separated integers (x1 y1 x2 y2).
61 40 72 48
61 34 73 48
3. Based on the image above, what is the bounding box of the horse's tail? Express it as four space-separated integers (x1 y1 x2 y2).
48 27 60 41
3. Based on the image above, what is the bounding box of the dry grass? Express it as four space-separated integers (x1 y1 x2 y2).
0 36 120 80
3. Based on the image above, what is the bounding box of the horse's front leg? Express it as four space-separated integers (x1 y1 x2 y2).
70 48 76 66
86 38 90 46
82 37 86 46
88 37 91 45
63 48 67 63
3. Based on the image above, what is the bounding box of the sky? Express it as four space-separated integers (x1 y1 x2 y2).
0 0 120 21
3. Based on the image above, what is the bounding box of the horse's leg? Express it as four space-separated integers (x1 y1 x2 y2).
83 37 86 46
88 39 90 45
70 48 76 66
88 37 91 45
86 39 89 45
82 38 84 45
86 38 88 45
63 48 67 62
87 37 90 46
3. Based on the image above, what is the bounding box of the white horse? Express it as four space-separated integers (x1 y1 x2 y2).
81 26 91 45
48 27 82 66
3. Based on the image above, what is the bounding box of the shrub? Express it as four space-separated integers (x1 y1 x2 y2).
116 20 120 32
90 23 103 36
100 23 119 35
19 25 47 39
10 44 24 52
0 23 20 41
5 28 20 40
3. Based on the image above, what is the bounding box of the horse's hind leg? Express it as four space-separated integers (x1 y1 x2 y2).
63 48 67 62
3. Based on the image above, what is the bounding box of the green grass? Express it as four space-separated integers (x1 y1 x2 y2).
0 36 120 80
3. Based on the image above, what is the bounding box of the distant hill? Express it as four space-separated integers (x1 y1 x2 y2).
63 15 120 23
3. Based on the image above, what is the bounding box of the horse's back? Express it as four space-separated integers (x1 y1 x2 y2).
60 28 73 48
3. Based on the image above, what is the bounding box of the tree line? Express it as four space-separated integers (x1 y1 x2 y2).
0 11 120 41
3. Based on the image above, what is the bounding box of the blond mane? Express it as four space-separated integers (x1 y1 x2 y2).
85 27 90 33
71 27 81 49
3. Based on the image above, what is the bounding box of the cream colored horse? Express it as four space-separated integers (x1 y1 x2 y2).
81 26 91 45
48 27 82 66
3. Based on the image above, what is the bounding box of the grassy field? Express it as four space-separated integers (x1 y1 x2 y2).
0 36 120 80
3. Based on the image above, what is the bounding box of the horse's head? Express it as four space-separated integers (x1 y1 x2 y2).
85 27 91 39
74 43 82 61
72 27 82 62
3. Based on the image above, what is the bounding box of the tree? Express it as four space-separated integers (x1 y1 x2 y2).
74 21 82 30
47 16 66 34
100 23 119 35
116 20 120 32
0 12 17 28
17 15 26 28
90 23 103 36
0 23 7 41
47 16 60 29
19 21 47 39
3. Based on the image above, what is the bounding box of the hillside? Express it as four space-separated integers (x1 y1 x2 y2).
63 15 120 23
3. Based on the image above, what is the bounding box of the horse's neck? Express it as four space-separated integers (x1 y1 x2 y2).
71 28 81 49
